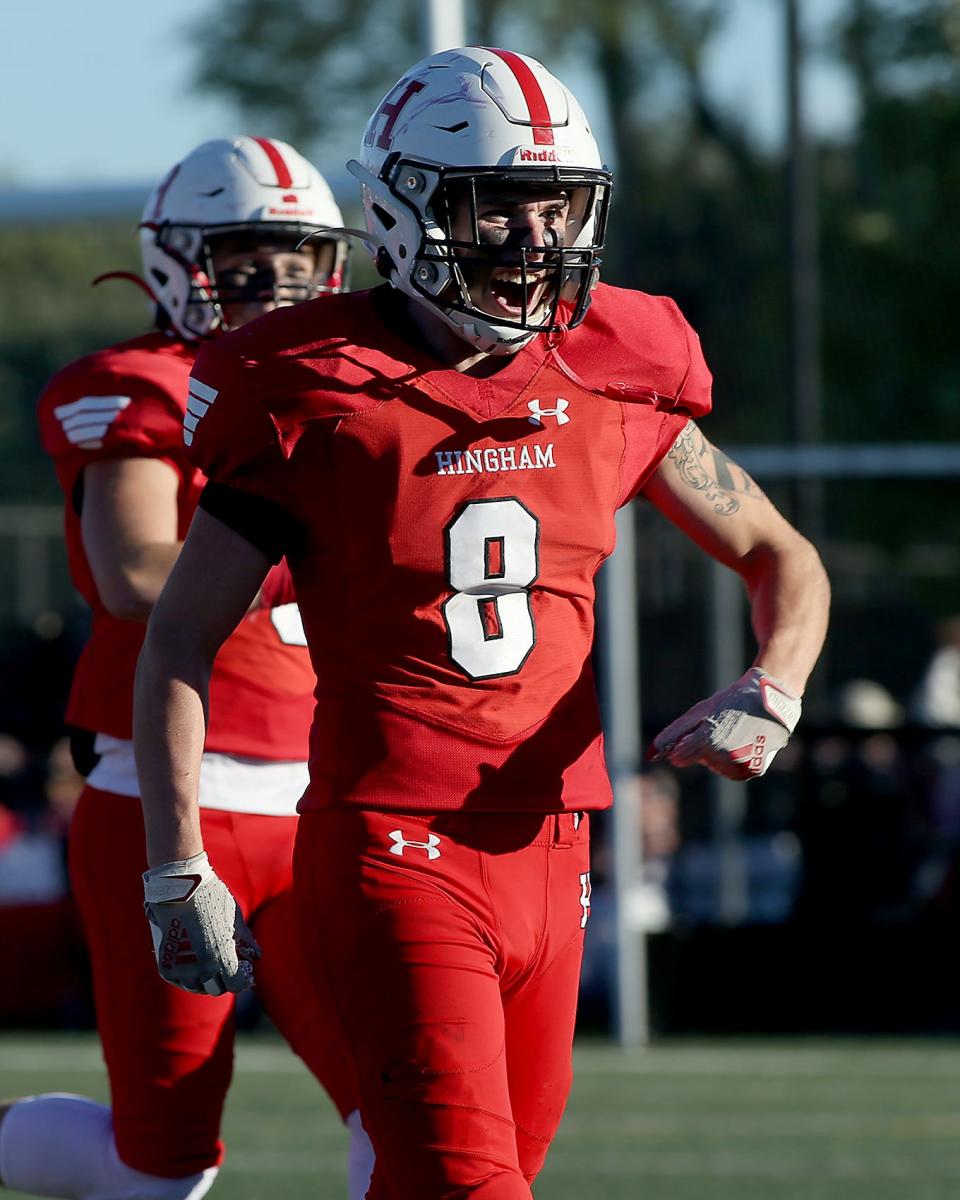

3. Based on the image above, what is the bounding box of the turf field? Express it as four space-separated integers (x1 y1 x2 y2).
3 1033 960 1198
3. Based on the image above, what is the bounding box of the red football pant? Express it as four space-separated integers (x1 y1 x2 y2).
294 809 591 1200
69 787 356 1178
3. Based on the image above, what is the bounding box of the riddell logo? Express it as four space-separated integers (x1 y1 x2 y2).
269 206 314 217
518 147 574 163
161 918 198 969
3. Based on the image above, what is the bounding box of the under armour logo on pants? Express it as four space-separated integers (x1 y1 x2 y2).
388 830 442 860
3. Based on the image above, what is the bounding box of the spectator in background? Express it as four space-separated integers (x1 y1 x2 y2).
912 616 960 728
0 736 79 906
579 768 682 1024
909 622 960 913
0 737 88 1027
0 733 31 818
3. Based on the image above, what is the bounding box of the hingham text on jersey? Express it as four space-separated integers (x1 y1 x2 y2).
434 444 556 476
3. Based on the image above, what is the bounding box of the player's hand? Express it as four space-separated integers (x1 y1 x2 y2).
649 667 801 780
143 852 261 996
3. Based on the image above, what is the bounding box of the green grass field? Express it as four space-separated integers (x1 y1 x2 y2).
4 1033 960 1198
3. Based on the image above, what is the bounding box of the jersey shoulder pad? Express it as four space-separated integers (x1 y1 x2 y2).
186 291 409 481
38 334 193 461
186 335 286 490
218 289 409 424
573 283 713 418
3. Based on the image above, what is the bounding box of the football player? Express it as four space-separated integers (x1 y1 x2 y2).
133 51 830 1199
0 138 373 1200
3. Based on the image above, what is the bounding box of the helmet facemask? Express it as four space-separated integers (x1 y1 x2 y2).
376 158 611 350
144 222 348 339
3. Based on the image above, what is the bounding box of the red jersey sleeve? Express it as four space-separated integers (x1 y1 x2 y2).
598 293 714 506
38 359 188 503
258 559 296 608
187 340 308 562
670 299 713 419
186 341 288 497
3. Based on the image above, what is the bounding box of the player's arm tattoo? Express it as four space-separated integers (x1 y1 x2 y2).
666 422 765 516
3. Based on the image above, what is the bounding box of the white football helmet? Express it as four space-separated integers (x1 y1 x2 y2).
348 47 612 355
138 136 349 340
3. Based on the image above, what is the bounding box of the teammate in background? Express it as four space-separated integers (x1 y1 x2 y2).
0 138 373 1200
134 50 830 1199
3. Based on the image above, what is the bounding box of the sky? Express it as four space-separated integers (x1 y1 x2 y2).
0 0 855 192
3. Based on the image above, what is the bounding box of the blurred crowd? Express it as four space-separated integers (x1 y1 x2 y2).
4 613 960 1029
0 614 90 1025
577 616 960 1026
0 728 89 1025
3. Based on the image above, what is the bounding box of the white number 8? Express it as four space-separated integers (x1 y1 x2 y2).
269 603 308 646
443 498 540 680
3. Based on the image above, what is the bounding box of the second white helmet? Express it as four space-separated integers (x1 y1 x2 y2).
139 136 349 340
349 47 612 355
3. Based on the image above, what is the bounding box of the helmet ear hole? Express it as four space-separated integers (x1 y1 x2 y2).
372 204 397 231
375 246 396 279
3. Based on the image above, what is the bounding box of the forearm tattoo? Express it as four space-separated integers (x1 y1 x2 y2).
667 422 765 516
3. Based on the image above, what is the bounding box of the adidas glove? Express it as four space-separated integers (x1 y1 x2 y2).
650 667 802 780
143 852 260 996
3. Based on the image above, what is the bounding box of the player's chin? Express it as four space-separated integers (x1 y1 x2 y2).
222 301 281 329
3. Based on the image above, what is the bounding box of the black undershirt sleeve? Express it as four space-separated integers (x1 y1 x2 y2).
198 480 300 564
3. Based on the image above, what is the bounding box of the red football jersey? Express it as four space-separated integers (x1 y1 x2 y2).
188 283 712 812
37 331 315 758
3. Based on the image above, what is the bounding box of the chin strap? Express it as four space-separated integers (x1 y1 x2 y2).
90 270 218 342
298 221 382 257
545 327 668 406
91 270 160 304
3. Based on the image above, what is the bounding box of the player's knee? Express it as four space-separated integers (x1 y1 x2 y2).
515 1133 549 1185
461 1172 533 1199
377 1144 532 1199
0 1094 218 1200
515 1119 559 1183
367 1166 531 1200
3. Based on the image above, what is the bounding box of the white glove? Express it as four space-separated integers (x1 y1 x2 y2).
650 667 802 780
143 851 260 996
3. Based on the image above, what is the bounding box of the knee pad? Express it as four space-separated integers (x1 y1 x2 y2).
0 1095 218 1200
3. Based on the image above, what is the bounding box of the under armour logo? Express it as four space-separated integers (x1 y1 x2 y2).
388 830 442 860
578 871 592 928
528 398 570 427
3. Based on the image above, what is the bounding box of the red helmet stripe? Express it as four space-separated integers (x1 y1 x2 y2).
484 48 556 146
252 137 294 188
